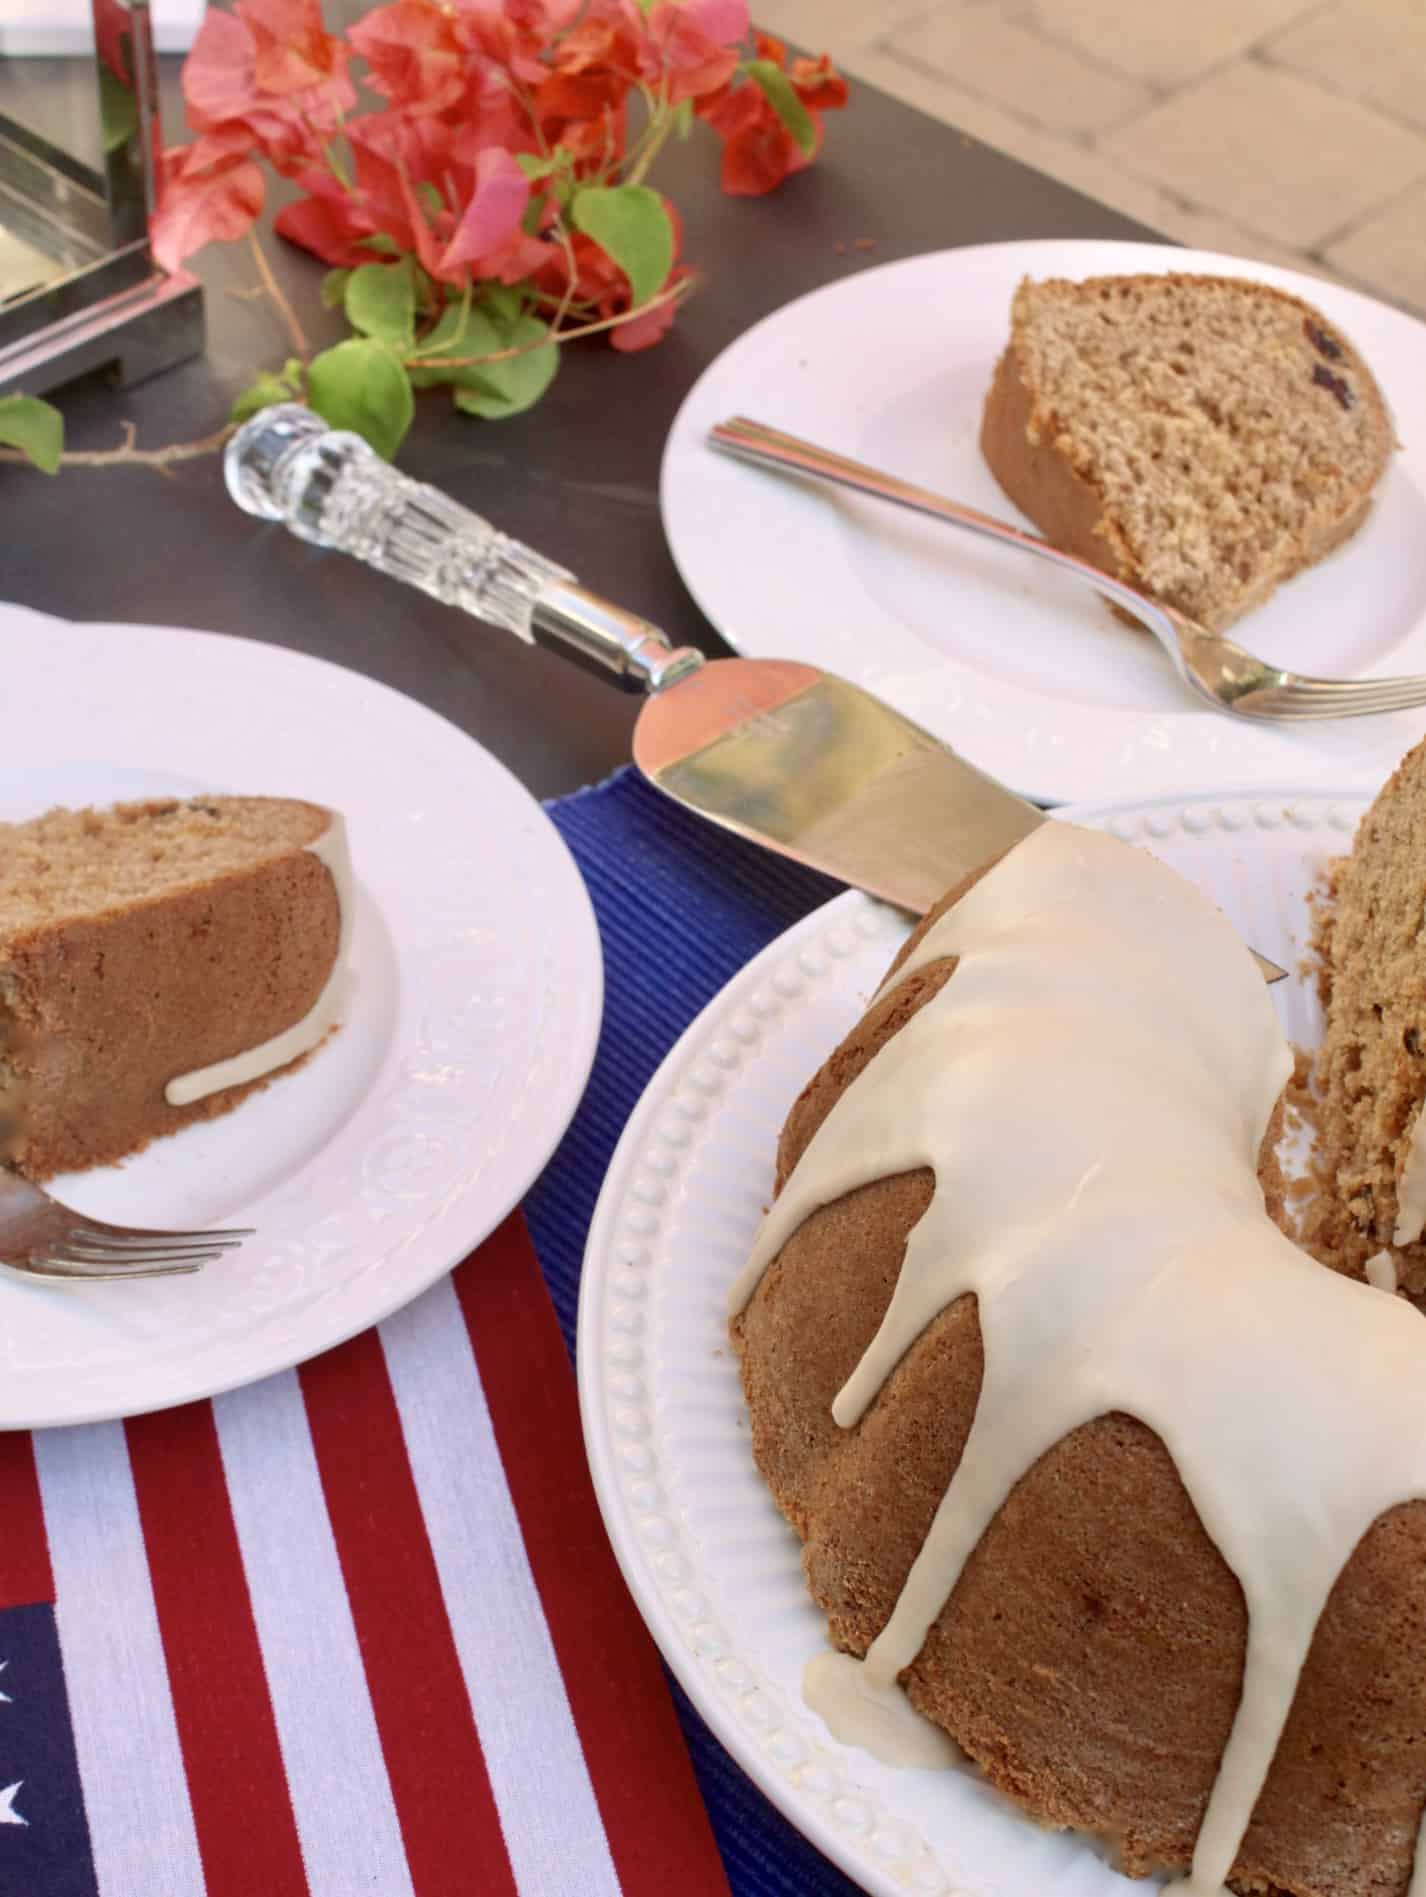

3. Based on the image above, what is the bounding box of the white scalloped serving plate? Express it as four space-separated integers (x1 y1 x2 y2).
2 604 602 1428
662 239 1426 807
579 785 1370 1897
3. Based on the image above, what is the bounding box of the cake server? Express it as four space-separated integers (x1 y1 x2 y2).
224 407 1284 982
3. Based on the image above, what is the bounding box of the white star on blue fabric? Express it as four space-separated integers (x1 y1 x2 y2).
0 1660 12 1705
0 1783 27 1827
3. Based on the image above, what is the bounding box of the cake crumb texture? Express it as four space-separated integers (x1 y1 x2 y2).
0 796 340 1179
1297 746 1426 1297
980 273 1396 632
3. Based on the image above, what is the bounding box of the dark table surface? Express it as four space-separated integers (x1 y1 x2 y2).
3 55 1164 799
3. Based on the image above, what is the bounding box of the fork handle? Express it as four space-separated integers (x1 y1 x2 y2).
225 405 704 694
708 417 1184 650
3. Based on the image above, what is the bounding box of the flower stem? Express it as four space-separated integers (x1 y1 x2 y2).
0 421 234 474
405 273 696 369
622 98 675 188
247 230 310 361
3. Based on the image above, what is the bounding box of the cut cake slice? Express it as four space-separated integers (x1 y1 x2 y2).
0 795 349 1180
980 272 1395 632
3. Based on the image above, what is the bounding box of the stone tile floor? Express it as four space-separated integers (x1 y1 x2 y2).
761 0 1426 319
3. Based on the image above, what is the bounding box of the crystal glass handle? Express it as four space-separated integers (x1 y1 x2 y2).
224 405 703 693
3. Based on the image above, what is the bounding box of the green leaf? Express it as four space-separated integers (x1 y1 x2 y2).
307 339 414 460
483 284 524 325
0 394 63 474
515 153 560 182
357 232 401 257
747 59 817 157
569 184 673 309
320 267 352 311
416 180 444 218
407 298 479 380
344 257 418 348
452 314 558 420
229 370 302 425
409 301 558 420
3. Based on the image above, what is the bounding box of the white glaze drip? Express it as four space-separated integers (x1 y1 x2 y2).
732 824 1426 1897
165 815 354 1107
1367 1248 1399 1294
1395 1105 1426 1245
804 1652 959 1769
1413 1805 1426 1897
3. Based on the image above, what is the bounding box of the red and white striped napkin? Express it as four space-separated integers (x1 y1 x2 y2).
0 1214 730 1896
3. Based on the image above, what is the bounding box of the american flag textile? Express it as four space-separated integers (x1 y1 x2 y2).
528 767 865 1897
0 1212 729 1896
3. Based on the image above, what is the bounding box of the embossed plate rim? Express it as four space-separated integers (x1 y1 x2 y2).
0 603 602 1428
578 784 1371 1897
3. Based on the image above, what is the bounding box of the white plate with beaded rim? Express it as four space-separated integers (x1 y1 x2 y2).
661 238 1426 808
0 602 602 1429
578 783 1370 1897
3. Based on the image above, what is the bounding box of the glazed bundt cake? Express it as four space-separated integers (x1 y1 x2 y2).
1 796 352 1179
730 817 1426 1897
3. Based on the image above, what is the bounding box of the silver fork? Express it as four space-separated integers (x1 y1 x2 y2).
710 416 1426 722
0 1167 252 1282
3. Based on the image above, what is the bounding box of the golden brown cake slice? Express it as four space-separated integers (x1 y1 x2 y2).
0 796 350 1179
1299 740 1426 1297
980 272 1396 631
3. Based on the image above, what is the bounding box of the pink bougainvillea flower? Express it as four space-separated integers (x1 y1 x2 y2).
348 0 469 117
701 81 807 195
643 1 741 105
449 0 583 87
789 49 850 112
150 129 266 272
180 1 353 176
155 0 845 383
701 31 847 196
436 148 530 274
272 112 423 264
181 8 262 129
271 190 373 268
240 0 350 94
272 115 551 288
550 14 634 77
532 71 627 166
609 262 691 350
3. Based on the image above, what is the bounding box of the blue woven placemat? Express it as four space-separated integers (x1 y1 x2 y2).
524 765 866 1897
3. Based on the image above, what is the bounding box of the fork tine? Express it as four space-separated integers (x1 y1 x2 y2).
69 1228 248 1253
61 1243 232 1267
68 1222 255 1246
26 1251 201 1270
23 1257 204 1281
1242 679 1426 719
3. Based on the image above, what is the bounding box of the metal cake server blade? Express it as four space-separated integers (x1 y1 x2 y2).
224 407 1285 984
632 661 1285 982
631 657 1043 915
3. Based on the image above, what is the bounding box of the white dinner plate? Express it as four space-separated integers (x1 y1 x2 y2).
1 604 602 1429
579 783 1369 1897
661 239 1426 806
